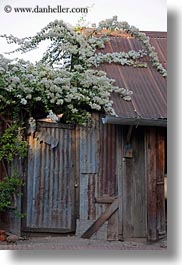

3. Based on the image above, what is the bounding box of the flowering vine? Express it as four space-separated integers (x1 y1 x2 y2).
97 16 167 77
0 16 166 127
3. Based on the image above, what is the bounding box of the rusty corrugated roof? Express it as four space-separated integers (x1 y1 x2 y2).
99 31 167 123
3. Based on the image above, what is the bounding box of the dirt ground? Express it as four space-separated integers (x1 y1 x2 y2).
0 235 167 251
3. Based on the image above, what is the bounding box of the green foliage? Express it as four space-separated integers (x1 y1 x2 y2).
0 174 22 211
0 124 27 162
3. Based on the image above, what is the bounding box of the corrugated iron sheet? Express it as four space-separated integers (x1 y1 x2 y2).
99 32 167 120
78 113 118 221
25 115 119 232
25 123 75 232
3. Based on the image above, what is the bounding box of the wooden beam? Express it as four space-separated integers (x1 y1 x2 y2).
126 125 133 143
80 198 119 239
95 196 118 204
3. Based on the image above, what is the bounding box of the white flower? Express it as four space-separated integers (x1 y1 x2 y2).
20 98 27 105
54 77 63 85
47 110 58 122
56 99 63 105
35 97 41 101
90 103 101 110
0 17 166 126
0 66 5 73
26 94 32 99
11 76 20 84
71 108 78 113
67 104 73 110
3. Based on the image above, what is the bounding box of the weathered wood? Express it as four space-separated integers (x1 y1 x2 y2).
107 210 119 240
79 174 89 220
156 128 166 238
95 196 117 204
146 128 157 241
123 127 146 238
88 174 96 219
116 126 123 240
81 198 119 239
126 125 133 143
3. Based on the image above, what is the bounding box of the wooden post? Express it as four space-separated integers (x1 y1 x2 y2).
116 126 124 241
146 128 157 241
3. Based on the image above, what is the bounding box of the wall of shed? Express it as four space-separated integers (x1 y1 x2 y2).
76 119 166 241
1 112 166 241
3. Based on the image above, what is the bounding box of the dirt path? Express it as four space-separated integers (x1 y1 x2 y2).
0 236 167 251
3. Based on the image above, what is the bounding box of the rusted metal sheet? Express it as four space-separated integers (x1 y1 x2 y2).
98 122 117 197
99 32 167 121
77 113 119 240
77 113 118 219
79 122 99 174
24 122 76 232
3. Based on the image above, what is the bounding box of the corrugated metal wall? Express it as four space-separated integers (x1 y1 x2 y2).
24 123 76 232
24 113 120 237
76 113 121 240
78 115 118 220
22 113 166 241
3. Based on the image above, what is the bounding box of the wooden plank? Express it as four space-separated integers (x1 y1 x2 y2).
95 196 117 204
146 128 157 241
123 127 146 238
79 174 89 220
117 126 123 241
88 174 96 219
131 129 146 237
70 128 76 230
81 198 119 239
107 210 119 241
156 129 166 238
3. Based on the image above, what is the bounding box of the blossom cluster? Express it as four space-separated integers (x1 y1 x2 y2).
0 54 132 124
97 17 167 77
89 50 147 67
1 18 166 76
0 16 166 125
